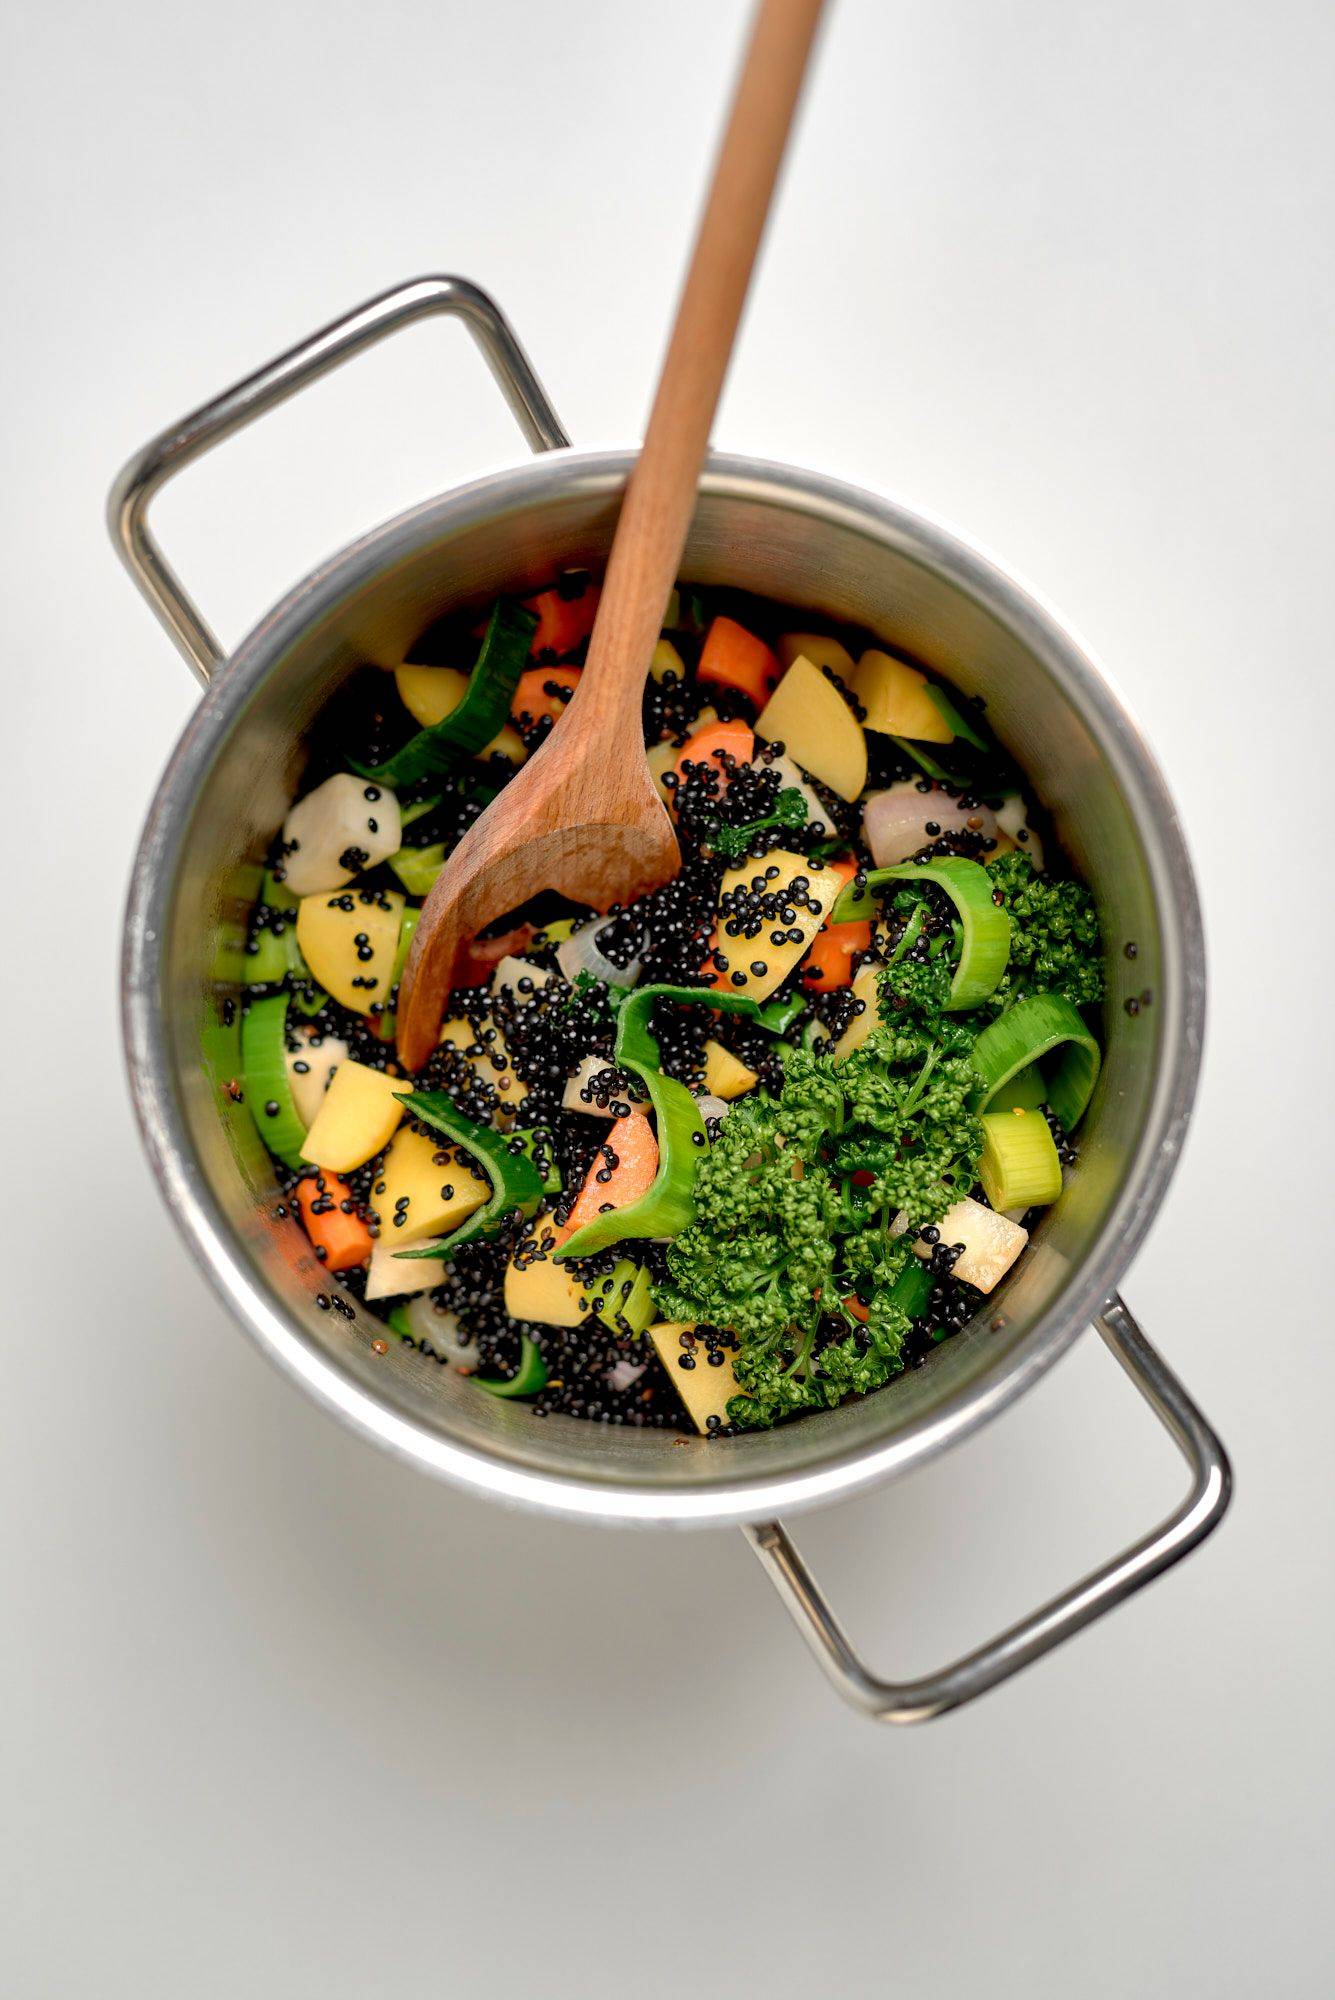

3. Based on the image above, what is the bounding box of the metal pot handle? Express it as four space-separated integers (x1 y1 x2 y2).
107 275 570 686
745 1293 1230 1723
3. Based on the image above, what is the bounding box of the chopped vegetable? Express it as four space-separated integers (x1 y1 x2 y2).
523 580 599 657
755 654 867 801
712 786 809 862
473 1334 549 1399
354 599 537 785
555 1109 661 1251
984 852 1103 1013
978 1107 1063 1211
697 616 781 706
300 1059 406 1172
283 1024 347 1126
775 632 855 682
671 717 755 797
850 650 953 742
970 990 1102 1131
510 665 581 728
702 1039 758 1100
832 857 1011 1010
241 993 308 1170
390 1090 545 1261
295 886 403 1013
705 850 845 1001
912 1196 1027 1294
800 859 870 993
861 780 998 869
293 1172 373 1273
647 1321 743 1434
373 1124 491 1244
279 772 403 898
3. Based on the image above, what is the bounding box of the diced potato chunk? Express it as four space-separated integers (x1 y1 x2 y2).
295 886 403 1013
648 1322 743 1434
755 655 867 801
775 632 856 683
280 773 403 897
650 638 686 683
371 1125 490 1243
561 1053 641 1117
646 740 677 805
851 650 953 742
832 961 883 1059
914 1197 1027 1293
284 1027 348 1126
365 1236 447 1301
439 1012 525 1124
504 1218 590 1327
300 1059 405 1172
709 851 844 1003
702 1039 758 1100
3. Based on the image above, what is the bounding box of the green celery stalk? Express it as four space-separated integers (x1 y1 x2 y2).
832 857 1011 1009
391 1091 545 1260
978 1108 1063 1209
970 992 1101 1130
473 1334 549 1399
353 599 537 786
240 992 307 1170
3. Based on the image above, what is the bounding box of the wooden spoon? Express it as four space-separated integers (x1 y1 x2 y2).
397 0 826 1069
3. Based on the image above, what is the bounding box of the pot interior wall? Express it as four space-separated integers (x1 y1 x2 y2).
147 458 1190 1506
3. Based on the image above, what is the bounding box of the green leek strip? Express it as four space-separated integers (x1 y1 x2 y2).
925 685 992 753
284 932 329 1016
555 985 768 1260
831 857 1011 1010
243 924 291 985
352 599 537 786
389 844 444 897
757 990 806 1034
385 1303 414 1340
240 992 307 1171
391 1091 544 1260
969 992 1102 1130
391 905 420 989
978 1108 1063 1210
988 1062 1047 1112
398 794 442 829
888 1257 933 1319
511 1126 562 1195
890 736 971 786
473 1333 549 1399
262 868 299 913
582 1260 656 1337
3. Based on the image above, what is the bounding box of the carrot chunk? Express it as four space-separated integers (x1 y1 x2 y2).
800 857 870 992
294 1172 374 1273
523 584 601 658
555 1111 659 1245
510 666 582 728
671 717 755 796
697 616 781 706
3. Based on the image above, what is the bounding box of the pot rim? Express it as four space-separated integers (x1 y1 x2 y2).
122 448 1205 1529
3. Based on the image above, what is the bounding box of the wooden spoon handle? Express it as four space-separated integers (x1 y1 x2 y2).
574 0 826 735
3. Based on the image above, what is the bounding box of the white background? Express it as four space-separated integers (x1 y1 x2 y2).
5 1 1333 1993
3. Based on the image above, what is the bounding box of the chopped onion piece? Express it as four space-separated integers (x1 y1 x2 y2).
404 1296 479 1368
606 1358 647 1392
556 922 642 989
995 794 1045 871
862 781 997 868
695 1093 732 1124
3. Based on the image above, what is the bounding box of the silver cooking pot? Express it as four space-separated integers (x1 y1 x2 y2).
113 276 1230 1724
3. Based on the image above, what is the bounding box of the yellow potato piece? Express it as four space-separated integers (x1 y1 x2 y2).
755 655 867 801
775 632 855 683
851 649 954 743
648 1322 743 1434
710 851 844 1002
702 1038 758 1100
438 1012 525 1125
394 663 526 765
300 1059 405 1172
650 638 686 683
296 886 403 1013
504 1218 589 1327
371 1124 490 1244
832 961 884 1060
365 1236 447 1301
914 1197 1027 1294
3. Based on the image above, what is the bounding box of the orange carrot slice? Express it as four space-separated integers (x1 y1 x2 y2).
294 1173 374 1273
697 616 781 706
555 1111 659 1245
801 857 870 992
523 584 601 658
671 717 755 796
510 665 582 728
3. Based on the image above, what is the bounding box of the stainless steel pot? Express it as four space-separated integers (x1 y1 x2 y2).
113 276 1230 1723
